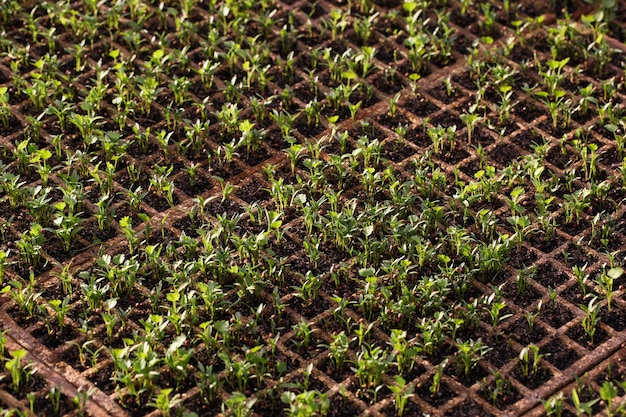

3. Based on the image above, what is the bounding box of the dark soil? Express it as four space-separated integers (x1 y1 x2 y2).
543 337 581 370
510 365 554 390
566 324 611 348
3 1 626 416
479 378 522 410
540 303 575 329
506 318 547 345
328 395 364 417
416 380 456 407
444 398 494 417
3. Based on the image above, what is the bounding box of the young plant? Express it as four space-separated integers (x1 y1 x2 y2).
478 2 497 35
600 380 619 417
72 387 96 417
388 93 401 119
459 104 482 145
484 286 512 327
389 329 419 375
270 109 297 140
101 298 119 343
574 141 600 181
48 295 71 333
47 386 62 415
148 388 183 417
197 362 221 405
483 369 513 406
543 392 564 417
94 194 113 233
126 186 147 214
16 222 45 268
455 338 491 376
327 331 350 370
525 301 542 334
352 345 391 393
388 376 414 417
50 206 85 252
430 358 448 395
285 140 304 176
571 386 599 417
96 253 140 297
149 164 176 207
579 296 601 344
5 349 32 393
596 267 623 311
518 344 545 377
324 8 348 41
292 319 315 350
405 32 430 74
4 279 42 319
281 390 330 417
515 265 537 297
0 250 10 285
0 86 9 127
119 216 139 255
222 391 257 417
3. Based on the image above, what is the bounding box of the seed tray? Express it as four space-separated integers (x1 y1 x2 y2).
1 0 626 416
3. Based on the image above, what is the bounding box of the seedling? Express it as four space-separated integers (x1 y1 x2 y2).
390 329 419 375
600 380 619 417
48 295 71 333
5 349 32 393
149 164 176 207
455 338 491 376
596 266 623 311
0 86 9 127
73 387 96 417
580 296 601 344
148 388 182 417
292 319 315 350
430 358 448 395
352 345 391 392
388 93 401 119
515 265 537 297
48 386 62 415
459 104 482 145
0 329 6 360
484 286 512 327
50 206 85 252
3 2 626 414
388 376 414 417
525 301 542 333
327 331 350 370
483 369 512 406
16 222 45 268
519 344 545 377
0 250 10 285
119 216 138 255
571 386 599 416
542 391 564 417
281 390 330 417
305 99 324 128
222 391 257 417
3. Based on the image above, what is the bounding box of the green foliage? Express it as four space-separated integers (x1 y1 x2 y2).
0 2 624 415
